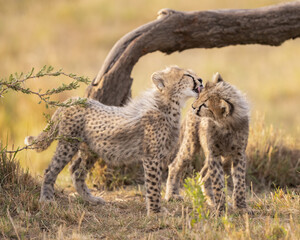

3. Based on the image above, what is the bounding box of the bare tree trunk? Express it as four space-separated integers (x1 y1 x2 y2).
85 1 300 105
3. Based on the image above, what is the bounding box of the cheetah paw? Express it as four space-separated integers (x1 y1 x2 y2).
165 194 184 202
235 207 254 216
147 207 170 217
39 195 55 203
39 196 58 208
86 196 106 205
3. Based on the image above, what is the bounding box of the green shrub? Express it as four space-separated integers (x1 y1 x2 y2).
184 172 209 226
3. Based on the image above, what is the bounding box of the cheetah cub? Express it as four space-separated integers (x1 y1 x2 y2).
25 66 203 215
166 73 250 214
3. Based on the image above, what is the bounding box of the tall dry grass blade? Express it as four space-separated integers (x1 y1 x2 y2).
7 208 20 240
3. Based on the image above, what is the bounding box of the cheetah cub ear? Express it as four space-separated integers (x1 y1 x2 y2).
220 99 232 117
151 71 165 91
212 72 224 83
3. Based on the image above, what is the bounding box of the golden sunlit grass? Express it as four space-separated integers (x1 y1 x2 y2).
1 0 299 175
0 149 299 239
247 114 300 189
1 0 299 239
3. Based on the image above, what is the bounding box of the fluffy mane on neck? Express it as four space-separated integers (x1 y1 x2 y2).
214 81 250 127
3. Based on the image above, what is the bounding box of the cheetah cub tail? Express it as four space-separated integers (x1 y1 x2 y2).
24 136 35 146
24 108 61 152
24 131 55 152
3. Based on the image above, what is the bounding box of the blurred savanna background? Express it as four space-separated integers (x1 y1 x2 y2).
1 0 299 182
0 0 299 239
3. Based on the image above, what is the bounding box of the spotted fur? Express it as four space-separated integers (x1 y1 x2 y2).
165 73 250 214
25 66 203 215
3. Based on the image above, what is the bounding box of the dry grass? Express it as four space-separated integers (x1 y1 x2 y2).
246 114 300 189
0 149 299 239
1 0 299 177
1 1 300 239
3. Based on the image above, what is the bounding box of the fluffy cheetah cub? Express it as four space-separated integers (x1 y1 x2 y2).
166 73 250 214
25 66 203 215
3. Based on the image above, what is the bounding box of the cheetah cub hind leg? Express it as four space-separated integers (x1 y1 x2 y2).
72 171 106 205
70 151 106 205
72 168 105 205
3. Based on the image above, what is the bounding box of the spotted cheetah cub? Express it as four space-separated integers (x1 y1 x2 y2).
166 73 250 214
25 66 203 215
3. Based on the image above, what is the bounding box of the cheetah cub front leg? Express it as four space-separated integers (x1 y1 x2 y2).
206 155 226 213
166 112 200 202
231 152 250 214
143 157 163 215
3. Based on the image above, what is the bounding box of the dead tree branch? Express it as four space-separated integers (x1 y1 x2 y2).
85 1 300 105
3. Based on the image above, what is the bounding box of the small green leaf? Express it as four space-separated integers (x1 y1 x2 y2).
47 66 54 73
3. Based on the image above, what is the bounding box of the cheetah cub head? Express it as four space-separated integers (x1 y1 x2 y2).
192 73 249 124
151 66 203 106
